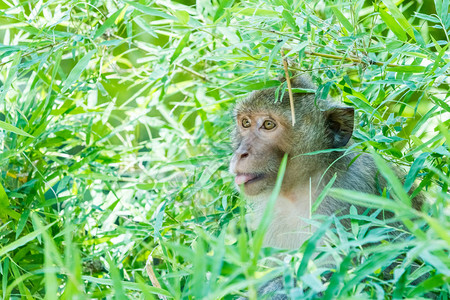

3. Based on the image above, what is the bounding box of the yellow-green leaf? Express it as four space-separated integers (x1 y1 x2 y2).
331 7 354 32
387 65 427 73
378 9 406 41
0 183 9 221
0 120 34 138
381 0 414 38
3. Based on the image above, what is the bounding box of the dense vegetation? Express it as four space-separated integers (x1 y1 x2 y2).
0 0 449 298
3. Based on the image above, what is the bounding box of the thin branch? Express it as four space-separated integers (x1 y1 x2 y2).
0 43 56 68
304 50 401 67
145 255 167 300
281 50 295 126
176 64 208 81
176 63 235 97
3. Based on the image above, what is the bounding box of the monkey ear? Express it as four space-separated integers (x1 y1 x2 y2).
325 107 354 148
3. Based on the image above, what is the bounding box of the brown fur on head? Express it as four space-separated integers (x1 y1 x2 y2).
229 75 355 196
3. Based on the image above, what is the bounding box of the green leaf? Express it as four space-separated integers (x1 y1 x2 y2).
106 254 127 300
404 152 430 192
134 16 158 38
241 80 281 91
414 12 440 23
0 51 21 103
413 28 426 47
235 8 279 17
9 263 33 299
2 257 9 295
15 209 30 239
170 32 191 64
291 88 316 94
174 10 189 24
312 173 336 213
330 188 408 212
93 9 123 39
331 7 354 33
264 39 286 81
381 0 414 38
408 273 449 297
44 225 58 300
192 235 207 298
81 276 172 297
0 220 57 257
252 154 288 262
214 0 235 22
378 8 406 41
422 214 450 246
297 217 333 277
282 9 299 32
431 43 449 72
0 120 34 138
62 49 97 93
386 65 427 73
124 0 176 20
0 182 9 208
0 183 9 222
371 151 411 207
346 95 380 119
322 251 353 299
411 105 438 135
342 250 401 293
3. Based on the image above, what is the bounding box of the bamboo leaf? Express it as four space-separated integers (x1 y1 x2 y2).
0 51 21 103
15 209 30 239
404 152 429 192
81 276 172 296
312 173 336 213
331 7 354 32
371 151 411 207
62 49 97 93
386 65 427 73
94 9 123 39
170 32 191 64
214 0 235 22
0 220 57 257
124 0 176 20
408 274 449 297
0 120 34 138
252 154 288 261
381 0 414 38
282 9 299 32
378 8 406 41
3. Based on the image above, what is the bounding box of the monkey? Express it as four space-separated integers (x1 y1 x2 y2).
229 74 423 297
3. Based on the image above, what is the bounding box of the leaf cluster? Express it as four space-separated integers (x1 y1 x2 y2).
0 0 448 298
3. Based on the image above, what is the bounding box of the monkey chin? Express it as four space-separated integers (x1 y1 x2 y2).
234 173 273 196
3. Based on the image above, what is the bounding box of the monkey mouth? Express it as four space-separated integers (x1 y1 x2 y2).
235 173 264 185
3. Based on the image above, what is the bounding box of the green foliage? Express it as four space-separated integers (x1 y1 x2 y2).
0 0 449 298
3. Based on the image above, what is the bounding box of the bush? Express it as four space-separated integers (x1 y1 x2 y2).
0 0 448 298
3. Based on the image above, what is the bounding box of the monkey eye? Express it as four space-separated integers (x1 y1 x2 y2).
241 118 251 128
262 120 276 130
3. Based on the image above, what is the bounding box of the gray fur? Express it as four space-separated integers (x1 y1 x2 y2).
231 75 423 298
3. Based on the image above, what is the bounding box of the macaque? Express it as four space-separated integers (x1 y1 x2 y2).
229 75 422 250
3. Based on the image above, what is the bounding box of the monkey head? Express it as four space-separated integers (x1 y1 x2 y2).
229 76 355 197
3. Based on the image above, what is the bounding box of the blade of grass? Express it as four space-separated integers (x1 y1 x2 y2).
0 220 57 257
252 154 288 263
61 49 97 93
0 120 34 138
370 151 411 207
331 7 354 32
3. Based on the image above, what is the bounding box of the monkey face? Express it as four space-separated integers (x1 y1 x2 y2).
229 112 290 196
230 79 356 198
